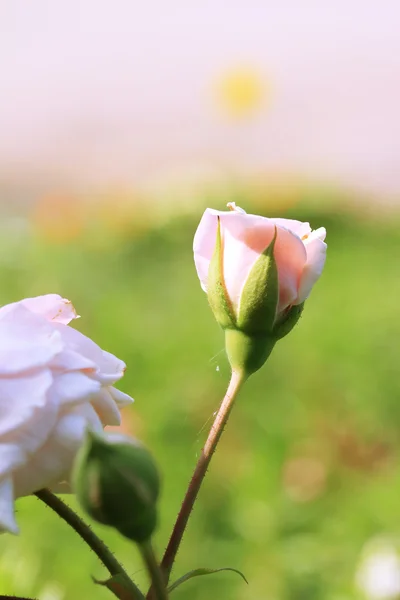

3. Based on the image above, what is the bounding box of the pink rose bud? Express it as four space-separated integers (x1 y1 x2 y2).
193 204 327 375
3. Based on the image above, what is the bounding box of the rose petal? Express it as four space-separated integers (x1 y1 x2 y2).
297 230 327 303
270 218 312 239
0 370 54 438
193 209 222 292
273 226 307 310
91 388 122 426
194 209 277 308
0 478 19 534
48 372 102 407
109 387 134 407
49 349 97 373
194 209 309 314
0 445 26 478
20 295 78 324
13 404 102 498
50 324 126 384
0 307 64 375
0 294 78 325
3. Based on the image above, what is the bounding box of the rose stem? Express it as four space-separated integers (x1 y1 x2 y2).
139 542 169 600
152 369 246 591
35 489 134 584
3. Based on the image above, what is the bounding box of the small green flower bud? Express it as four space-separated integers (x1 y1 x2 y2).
73 431 160 543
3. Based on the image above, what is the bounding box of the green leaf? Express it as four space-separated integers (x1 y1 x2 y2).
167 567 248 593
207 217 236 329
236 227 279 335
93 574 145 600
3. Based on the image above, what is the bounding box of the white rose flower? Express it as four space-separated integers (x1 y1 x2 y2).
0 294 133 534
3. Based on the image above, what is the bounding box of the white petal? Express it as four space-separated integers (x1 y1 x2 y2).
0 478 18 534
0 308 63 375
50 324 126 384
0 294 79 325
0 445 26 478
0 370 54 438
49 349 97 373
109 387 134 407
49 372 101 407
309 227 327 242
91 387 122 427
13 405 103 498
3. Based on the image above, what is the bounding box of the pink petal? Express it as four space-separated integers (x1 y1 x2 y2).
297 229 327 303
220 213 276 310
270 218 312 239
194 208 308 315
273 226 307 311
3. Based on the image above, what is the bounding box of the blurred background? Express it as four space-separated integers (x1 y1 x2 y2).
1 1 400 599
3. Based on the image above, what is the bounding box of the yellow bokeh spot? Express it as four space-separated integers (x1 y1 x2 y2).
215 67 267 118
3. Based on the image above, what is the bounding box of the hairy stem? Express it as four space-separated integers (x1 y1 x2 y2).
35 489 130 580
156 370 246 587
140 542 168 600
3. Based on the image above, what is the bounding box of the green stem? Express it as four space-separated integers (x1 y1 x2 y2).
157 370 246 585
35 489 130 579
140 542 168 600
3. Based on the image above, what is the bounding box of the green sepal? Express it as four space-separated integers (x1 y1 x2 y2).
167 567 248 594
225 329 275 376
207 217 236 329
93 574 145 600
273 302 304 340
236 227 278 335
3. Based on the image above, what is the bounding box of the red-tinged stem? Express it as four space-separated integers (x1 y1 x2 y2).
147 370 246 598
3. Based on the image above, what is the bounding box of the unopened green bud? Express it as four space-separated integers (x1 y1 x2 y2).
73 431 160 543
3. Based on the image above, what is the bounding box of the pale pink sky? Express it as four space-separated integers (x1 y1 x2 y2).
1 1 400 197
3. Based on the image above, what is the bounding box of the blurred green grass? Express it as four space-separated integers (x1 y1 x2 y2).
0 199 399 600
